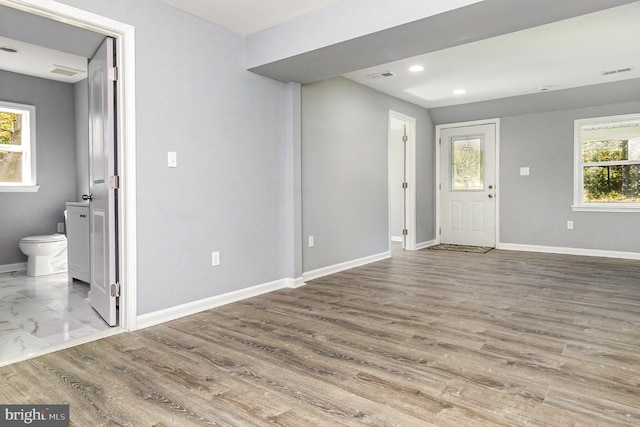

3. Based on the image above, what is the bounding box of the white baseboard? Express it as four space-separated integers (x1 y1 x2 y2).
416 239 437 250
303 251 390 282
136 278 291 330
284 277 306 288
0 263 26 274
497 243 640 260
391 236 403 243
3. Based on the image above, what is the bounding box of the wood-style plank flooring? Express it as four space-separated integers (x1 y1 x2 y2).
1 248 639 426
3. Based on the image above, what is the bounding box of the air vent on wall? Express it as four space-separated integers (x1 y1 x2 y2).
367 71 396 79
47 64 84 77
602 67 632 76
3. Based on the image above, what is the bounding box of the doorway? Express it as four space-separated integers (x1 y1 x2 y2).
0 0 137 365
436 119 499 247
388 110 416 252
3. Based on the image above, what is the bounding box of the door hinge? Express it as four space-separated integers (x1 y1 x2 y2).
402 134 408 143
109 175 120 190
402 182 408 189
439 228 442 235
439 183 442 190
110 283 120 297
402 229 408 236
108 67 119 81
439 138 441 145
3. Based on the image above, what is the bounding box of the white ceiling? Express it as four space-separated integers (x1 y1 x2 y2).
1 0 344 82
0 4 103 83
158 0 344 35
0 36 87 83
343 1 640 109
157 0 640 109
1 0 638 110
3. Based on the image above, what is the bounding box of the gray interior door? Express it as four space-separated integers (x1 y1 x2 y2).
87 37 117 326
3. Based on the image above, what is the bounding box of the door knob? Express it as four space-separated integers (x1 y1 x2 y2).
488 194 494 199
488 185 494 189
82 194 93 201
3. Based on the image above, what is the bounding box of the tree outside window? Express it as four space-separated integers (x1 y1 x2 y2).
0 110 24 182
574 114 640 211
0 101 36 188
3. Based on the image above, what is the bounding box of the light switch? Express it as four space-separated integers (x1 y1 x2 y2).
520 167 530 176
168 151 177 168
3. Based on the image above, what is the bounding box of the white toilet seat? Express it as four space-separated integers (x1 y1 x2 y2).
20 234 67 244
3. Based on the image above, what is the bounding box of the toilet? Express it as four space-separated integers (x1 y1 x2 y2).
19 234 68 277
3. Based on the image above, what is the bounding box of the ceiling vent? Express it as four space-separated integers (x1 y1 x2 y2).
602 67 632 76
367 71 396 79
47 64 84 77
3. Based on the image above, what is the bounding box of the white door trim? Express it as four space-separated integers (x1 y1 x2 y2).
435 118 500 246
388 110 417 251
2 0 138 331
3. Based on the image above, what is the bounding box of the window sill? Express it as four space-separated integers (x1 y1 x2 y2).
0 185 40 193
572 204 640 213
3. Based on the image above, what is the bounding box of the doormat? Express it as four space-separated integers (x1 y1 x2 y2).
428 244 493 253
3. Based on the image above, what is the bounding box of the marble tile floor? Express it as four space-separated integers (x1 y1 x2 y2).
0 271 111 364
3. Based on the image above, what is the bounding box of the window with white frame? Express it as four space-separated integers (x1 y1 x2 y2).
573 113 640 212
0 101 37 191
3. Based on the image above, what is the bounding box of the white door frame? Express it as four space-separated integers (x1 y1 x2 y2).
435 118 500 246
388 110 416 251
2 0 138 331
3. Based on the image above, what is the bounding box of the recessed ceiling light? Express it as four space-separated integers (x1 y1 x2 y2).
0 46 18 53
452 89 466 95
408 65 424 72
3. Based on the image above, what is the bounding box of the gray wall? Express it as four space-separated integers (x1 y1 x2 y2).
56 0 288 315
0 70 77 265
429 81 640 253
499 101 640 252
301 77 434 272
429 79 640 125
283 82 303 280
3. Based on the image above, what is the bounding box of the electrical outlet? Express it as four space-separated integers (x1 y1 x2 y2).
567 221 574 230
308 235 314 248
168 151 177 168
211 251 220 266
57 222 64 233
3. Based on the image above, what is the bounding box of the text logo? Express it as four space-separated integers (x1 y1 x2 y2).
1 405 69 426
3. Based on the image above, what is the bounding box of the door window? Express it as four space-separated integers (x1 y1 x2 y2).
451 135 484 190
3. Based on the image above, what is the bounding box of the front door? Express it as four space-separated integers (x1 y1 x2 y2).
87 37 117 326
439 122 497 247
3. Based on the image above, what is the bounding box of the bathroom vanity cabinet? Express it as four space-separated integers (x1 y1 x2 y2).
66 202 91 283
